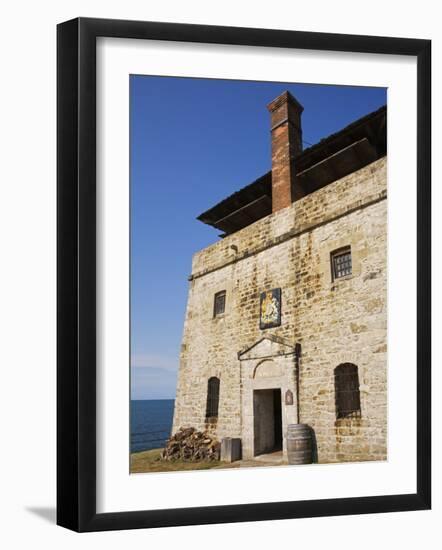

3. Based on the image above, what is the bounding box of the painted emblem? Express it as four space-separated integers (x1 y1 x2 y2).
259 288 281 329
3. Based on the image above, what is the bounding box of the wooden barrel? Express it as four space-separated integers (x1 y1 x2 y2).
286 424 313 465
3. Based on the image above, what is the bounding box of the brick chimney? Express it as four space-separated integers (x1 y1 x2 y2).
267 91 304 212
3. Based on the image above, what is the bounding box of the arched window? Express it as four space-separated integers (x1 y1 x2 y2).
205 377 220 419
334 363 361 419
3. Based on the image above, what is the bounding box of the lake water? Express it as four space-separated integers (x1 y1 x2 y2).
130 399 175 453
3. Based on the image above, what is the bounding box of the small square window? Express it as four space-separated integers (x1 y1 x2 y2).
213 291 226 317
331 247 352 280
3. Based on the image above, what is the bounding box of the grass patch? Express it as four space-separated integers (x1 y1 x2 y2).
130 448 231 474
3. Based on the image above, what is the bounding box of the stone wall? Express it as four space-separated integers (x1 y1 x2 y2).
172 157 387 463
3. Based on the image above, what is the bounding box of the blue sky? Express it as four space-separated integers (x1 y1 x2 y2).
130 75 386 400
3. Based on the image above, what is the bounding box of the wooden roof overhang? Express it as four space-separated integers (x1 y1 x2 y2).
197 105 386 235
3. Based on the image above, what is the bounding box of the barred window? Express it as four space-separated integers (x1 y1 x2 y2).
213 290 226 317
205 377 220 419
334 363 361 419
331 247 352 280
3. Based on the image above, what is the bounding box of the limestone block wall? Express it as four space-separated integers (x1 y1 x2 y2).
294 198 387 463
173 157 387 463
173 235 300 439
190 158 386 277
172 261 242 439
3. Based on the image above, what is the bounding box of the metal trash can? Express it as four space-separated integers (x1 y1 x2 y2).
221 437 242 463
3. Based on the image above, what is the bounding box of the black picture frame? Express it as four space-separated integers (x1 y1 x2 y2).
57 17 431 532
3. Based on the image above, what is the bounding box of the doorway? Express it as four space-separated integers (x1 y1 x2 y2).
253 388 282 456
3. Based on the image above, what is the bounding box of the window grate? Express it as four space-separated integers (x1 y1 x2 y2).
205 377 220 419
213 291 226 317
334 363 361 419
331 247 352 280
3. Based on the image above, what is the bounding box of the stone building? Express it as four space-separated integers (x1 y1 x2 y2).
172 91 387 464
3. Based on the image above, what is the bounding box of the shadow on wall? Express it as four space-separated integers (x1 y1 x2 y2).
310 426 319 463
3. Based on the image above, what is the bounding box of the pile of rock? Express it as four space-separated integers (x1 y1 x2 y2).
161 427 221 462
